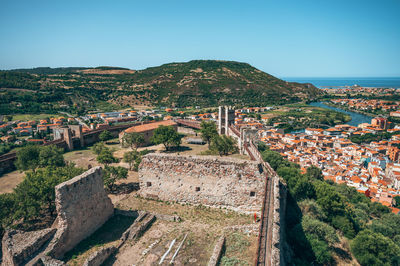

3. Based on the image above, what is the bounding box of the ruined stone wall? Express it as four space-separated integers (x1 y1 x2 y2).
46 167 114 259
139 154 265 214
1 228 56 266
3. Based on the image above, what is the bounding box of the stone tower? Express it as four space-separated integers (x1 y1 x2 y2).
218 106 235 135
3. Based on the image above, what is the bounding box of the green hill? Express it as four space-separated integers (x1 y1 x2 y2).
0 60 322 114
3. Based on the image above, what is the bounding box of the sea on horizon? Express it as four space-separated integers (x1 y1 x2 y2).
282 77 400 89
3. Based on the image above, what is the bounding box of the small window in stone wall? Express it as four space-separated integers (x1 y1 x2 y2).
250 191 255 197
195 187 201 192
147 182 152 187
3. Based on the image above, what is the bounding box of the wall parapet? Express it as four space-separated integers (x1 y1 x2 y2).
246 140 287 266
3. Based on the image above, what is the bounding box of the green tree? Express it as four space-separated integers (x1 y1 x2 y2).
15 145 40 171
331 215 356 239
394 196 400 208
103 165 128 190
99 130 113 142
38 145 65 168
315 182 347 219
0 193 16 232
96 149 117 166
302 215 339 246
13 165 84 220
351 230 400 266
292 176 316 201
123 150 141 171
122 132 145 150
15 145 65 171
151 125 182 151
369 201 390 218
200 121 218 147
368 213 400 240
261 149 293 170
298 199 326 220
209 135 237 156
306 166 323 181
91 142 106 155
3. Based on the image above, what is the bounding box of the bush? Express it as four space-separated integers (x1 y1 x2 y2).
209 135 237 156
302 215 339 246
99 130 113 141
307 237 333 265
298 199 326 220
103 166 128 190
368 213 400 240
331 216 356 239
351 230 400 266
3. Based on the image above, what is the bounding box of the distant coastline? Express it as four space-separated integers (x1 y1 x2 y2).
282 77 400 88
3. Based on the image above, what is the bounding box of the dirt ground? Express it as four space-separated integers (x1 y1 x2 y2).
0 170 24 194
67 193 258 266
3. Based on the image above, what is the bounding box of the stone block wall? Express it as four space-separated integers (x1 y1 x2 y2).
46 167 114 259
139 154 265 214
1 228 56 266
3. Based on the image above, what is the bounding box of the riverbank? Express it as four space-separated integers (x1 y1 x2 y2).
308 102 372 127
323 101 379 118
265 103 351 133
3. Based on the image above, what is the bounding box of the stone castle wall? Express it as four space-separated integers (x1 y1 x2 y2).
138 154 265 214
46 167 114 259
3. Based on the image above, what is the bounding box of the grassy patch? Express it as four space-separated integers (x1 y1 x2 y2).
11 113 56 121
220 233 252 266
117 195 252 227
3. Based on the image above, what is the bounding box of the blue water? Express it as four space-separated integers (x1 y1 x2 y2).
282 77 400 88
290 102 372 133
309 102 372 127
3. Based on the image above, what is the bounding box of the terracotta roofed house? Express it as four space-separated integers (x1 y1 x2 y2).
119 120 178 146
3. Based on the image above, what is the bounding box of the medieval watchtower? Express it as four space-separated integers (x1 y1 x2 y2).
218 106 235 135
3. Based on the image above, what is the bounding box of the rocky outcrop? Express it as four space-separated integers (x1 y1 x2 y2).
139 154 265 214
45 167 114 259
1 228 56 266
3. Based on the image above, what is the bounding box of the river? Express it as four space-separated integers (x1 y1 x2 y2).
309 102 373 127
289 102 373 133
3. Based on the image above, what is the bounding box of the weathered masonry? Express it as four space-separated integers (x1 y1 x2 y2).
47 167 114 259
139 154 265 214
1 167 114 265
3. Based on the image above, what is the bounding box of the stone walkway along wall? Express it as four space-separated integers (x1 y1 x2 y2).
139 154 265 214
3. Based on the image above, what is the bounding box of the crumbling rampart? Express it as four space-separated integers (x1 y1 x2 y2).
139 154 265 214
46 166 114 259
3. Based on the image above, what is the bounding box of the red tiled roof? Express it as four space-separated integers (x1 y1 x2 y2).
124 120 177 133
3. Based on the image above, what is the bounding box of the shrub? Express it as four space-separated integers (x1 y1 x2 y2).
351 230 400 266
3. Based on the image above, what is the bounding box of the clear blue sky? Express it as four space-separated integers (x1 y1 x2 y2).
0 0 399 77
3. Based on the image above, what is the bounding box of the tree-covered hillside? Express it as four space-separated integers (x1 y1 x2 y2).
0 60 322 115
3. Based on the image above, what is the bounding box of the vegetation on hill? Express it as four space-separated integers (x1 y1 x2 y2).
0 60 322 115
258 143 400 266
